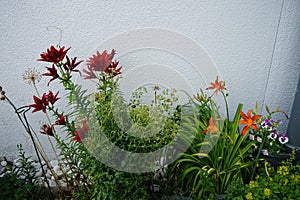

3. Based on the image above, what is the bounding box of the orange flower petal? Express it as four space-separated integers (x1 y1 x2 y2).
239 120 248 125
247 110 252 118
252 115 261 121
242 126 248 136
239 110 247 120
251 125 258 131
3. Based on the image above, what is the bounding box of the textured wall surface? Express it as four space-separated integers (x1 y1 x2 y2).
0 0 299 159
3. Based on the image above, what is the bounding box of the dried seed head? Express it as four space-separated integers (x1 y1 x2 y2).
22 68 42 85
153 86 160 91
0 86 5 100
0 95 6 101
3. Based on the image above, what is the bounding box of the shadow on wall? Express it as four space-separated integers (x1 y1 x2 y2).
287 76 300 148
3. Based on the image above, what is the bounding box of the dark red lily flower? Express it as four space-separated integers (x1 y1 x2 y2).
63 56 83 73
29 93 49 113
46 91 60 105
55 115 66 125
40 124 54 137
105 61 122 78
42 65 59 86
73 120 88 142
86 49 116 72
82 66 97 79
38 46 70 64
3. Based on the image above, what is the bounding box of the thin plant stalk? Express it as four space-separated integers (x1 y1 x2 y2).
30 80 69 192
5 97 54 200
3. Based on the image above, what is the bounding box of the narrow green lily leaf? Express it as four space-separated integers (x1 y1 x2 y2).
194 153 209 158
231 103 243 133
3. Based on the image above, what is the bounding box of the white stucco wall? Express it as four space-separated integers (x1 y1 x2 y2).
0 0 299 159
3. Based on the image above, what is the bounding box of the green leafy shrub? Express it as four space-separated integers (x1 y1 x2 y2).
168 78 255 199
243 152 300 200
1 45 182 199
225 151 300 200
0 144 51 200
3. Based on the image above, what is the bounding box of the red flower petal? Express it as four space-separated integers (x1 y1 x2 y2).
38 46 70 64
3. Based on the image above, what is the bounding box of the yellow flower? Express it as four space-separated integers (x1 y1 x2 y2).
269 177 273 182
284 178 289 185
278 166 289 175
264 188 271 196
246 192 253 200
249 181 256 188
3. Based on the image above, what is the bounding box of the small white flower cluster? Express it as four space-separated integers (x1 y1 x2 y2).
248 134 262 143
248 134 262 151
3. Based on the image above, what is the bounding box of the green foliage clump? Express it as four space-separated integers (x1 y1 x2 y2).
0 144 51 200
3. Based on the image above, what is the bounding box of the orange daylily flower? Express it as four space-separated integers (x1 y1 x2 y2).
206 76 226 96
201 117 219 134
239 110 261 136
